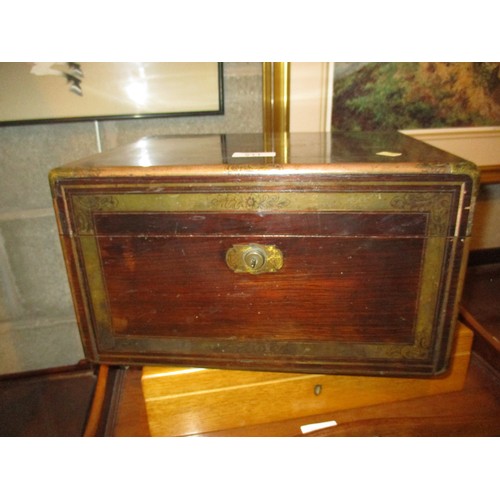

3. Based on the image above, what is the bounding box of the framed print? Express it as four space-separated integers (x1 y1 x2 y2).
0 62 224 125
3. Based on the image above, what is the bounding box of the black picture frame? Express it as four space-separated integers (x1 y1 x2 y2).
0 62 224 126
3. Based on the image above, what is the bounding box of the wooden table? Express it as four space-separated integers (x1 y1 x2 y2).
105 350 498 437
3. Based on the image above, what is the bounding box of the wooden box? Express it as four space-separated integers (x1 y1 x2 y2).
141 322 474 436
49 132 478 377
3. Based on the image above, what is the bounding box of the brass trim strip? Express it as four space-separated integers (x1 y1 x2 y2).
71 191 454 237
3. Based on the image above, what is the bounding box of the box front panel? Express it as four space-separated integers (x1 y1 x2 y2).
96 227 424 343
56 177 470 376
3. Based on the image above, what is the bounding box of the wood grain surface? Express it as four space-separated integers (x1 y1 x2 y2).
141 323 474 436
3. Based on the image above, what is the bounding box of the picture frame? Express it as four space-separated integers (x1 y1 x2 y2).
0 62 224 125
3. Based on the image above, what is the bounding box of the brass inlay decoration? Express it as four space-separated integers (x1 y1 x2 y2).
73 195 117 233
210 193 291 211
71 190 454 236
226 243 283 275
69 183 462 363
386 328 433 360
390 192 452 236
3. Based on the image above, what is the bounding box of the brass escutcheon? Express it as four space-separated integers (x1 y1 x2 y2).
225 243 283 274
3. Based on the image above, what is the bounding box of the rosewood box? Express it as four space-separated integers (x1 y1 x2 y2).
49 132 478 377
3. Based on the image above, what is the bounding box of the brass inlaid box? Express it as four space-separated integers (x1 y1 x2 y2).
49 132 478 377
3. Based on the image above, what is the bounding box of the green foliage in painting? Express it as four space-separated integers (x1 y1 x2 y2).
332 62 500 131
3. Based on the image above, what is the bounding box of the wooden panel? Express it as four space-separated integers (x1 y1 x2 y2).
93 212 429 237
99 235 423 343
142 322 473 437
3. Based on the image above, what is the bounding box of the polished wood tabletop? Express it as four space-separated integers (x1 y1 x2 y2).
108 351 499 437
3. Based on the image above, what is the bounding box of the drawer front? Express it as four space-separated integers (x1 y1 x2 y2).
54 175 473 376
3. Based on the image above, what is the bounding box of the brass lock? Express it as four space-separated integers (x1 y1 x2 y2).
225 243 283 274
244 247 266 271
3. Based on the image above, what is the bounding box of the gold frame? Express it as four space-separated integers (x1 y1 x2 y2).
262 62 290 135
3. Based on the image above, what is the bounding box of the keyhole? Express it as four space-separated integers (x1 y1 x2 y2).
244 249 265 271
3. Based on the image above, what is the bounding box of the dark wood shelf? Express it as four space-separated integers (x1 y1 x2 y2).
460 256 500 374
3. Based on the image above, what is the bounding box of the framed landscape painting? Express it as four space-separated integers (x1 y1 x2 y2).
331 62 500 131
